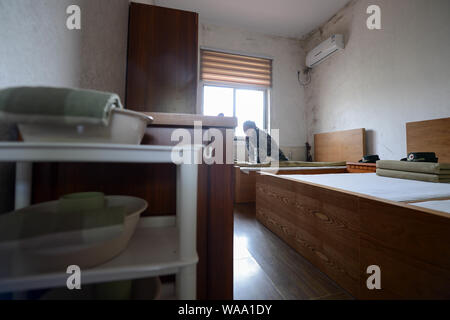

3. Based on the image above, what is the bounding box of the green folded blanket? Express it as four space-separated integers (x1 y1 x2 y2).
279 161 346 167
236 161 346 168
377 160 450 175
376 168 450 183
0 87 123 126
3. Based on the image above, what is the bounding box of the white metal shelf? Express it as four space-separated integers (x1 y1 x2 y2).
0 217 197 294
0 142 178 163
0 142 201 299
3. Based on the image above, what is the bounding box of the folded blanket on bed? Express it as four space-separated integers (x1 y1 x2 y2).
376 168 450 183
377 160 450 174
0 86 123 126
235 162 272 168
236 161 346 168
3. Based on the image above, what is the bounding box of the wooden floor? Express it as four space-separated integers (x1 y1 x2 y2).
233 203 353 300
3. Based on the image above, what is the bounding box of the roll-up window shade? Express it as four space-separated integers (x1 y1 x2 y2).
201 49 272 87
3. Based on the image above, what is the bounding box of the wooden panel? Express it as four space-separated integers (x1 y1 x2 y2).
32 163 176 217
256 174 360 296
141 126 233 300
359 198 450 299
143 127 204 146
314 128 366 162
235 168 256 203
208 163 235 299
196 164 208 300
406 117 450 163
126 4 198 113
235 167 348 204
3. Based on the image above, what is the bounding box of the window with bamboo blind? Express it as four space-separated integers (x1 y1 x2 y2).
200 49 272 87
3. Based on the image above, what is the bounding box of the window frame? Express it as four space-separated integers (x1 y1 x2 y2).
200 82 270 138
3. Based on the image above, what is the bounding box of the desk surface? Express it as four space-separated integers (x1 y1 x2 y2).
144 112 238 128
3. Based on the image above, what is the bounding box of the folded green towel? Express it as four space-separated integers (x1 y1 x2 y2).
0 87 123 126
236 161 346 168
377 160 450 175
377 168 450 183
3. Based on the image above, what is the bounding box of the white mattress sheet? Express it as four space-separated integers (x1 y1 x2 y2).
240 166 346 173
279 173 450 202
411 200 450 214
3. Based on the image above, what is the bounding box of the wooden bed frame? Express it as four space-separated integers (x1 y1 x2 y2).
235 166 348 203
256 118 450 299
407 117 450 162
235 128 366 203
314 128 366 162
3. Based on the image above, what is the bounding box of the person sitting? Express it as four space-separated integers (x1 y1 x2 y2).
243 121 289 163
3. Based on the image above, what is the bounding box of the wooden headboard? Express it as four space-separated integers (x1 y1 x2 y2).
314 128 366 162
407 117 450 163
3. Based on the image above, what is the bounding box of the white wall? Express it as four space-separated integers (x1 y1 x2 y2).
0 0 81 90
0 0 129 97
303 0 450 160
199 22 307 160
79 0 130 98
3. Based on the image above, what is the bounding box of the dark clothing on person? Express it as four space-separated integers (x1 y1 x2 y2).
245 128 289 163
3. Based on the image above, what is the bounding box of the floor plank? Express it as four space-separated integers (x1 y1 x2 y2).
234 203 353 300
234 257 284 300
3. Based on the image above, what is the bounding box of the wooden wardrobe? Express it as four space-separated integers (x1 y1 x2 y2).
126 3 198 114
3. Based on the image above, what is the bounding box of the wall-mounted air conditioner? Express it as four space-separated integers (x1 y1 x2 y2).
306 34 344 68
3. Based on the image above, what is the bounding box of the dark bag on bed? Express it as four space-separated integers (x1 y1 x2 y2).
400 152 439 163
359 155 380 163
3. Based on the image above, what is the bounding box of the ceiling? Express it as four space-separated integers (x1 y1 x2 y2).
154 0 351 39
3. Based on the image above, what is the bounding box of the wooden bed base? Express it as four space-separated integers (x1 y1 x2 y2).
256 173 450 299
235 166 348 203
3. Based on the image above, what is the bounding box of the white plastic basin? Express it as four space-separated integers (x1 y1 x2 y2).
18 109 153 145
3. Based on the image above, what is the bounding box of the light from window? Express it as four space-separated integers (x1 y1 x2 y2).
235 89 264 137
203 85 265 137
203 86 234 117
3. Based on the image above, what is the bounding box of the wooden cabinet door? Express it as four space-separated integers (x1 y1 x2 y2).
126 3 198 113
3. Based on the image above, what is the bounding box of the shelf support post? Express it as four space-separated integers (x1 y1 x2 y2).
176 146 199 300
15 162 33 210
